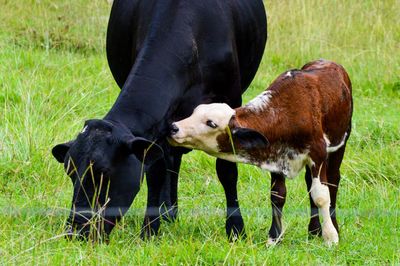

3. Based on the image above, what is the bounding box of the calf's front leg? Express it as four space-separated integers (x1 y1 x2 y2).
268 173 286 245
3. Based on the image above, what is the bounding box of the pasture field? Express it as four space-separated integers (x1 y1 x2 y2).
0 0 399 264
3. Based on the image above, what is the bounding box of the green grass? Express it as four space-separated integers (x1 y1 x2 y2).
1 0 399 264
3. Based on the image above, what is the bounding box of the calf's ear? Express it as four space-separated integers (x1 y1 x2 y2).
232 128 269 150
52 141 74 163
126 137 164 166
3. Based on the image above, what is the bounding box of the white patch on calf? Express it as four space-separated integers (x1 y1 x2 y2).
310 178 330 207
214 153 251 165
260 161 281 174
323 133 331 147
285 71 292 77
326 133 347 153
259 149 309 179
245 90 273 113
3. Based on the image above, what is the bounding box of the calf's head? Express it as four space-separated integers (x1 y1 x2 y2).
52 119 163 240
169 103 269 160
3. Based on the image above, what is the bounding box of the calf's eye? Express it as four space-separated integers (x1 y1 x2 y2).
206 120 218 129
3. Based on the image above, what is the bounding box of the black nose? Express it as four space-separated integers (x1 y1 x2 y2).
170 123 179 135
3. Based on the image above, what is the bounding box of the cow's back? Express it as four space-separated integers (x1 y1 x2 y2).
106 0 267 96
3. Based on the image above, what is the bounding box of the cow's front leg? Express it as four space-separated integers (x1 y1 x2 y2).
216 158 245 241
310 161 339 246
159 150 182 222
141 159 166 239
268 173 286 245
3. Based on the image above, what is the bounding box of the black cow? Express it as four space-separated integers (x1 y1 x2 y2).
52 0 267 240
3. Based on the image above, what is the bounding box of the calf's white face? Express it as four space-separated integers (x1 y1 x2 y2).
169 103 235 154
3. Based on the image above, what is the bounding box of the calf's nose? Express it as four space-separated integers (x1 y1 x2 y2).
170 123 179 135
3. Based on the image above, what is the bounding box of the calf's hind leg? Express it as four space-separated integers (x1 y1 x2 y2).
326 145 346 233
305 166 322 236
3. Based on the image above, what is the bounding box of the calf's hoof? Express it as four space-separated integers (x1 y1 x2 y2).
266 236 282 246
267 227 284 246
322 223 339 246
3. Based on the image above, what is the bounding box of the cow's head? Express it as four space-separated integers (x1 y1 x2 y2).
168 103 268 161
52 119 163 241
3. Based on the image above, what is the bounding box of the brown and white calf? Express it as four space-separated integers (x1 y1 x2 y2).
169 60 352 245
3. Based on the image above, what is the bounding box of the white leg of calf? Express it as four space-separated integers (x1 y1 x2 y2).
311 178 339 245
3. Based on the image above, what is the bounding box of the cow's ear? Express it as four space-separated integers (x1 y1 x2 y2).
232 128 269 150
126 137 164 166
52 141 74 163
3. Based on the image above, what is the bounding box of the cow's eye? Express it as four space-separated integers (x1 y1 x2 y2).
206 120 218 129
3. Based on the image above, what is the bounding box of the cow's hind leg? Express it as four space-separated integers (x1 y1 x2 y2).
216 159 245 241
305 166 322 236
268 173 286 245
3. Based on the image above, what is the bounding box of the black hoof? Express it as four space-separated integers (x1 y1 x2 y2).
226 217 246 241
266 236 283 246
161 205 178 222
140 217 160 240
